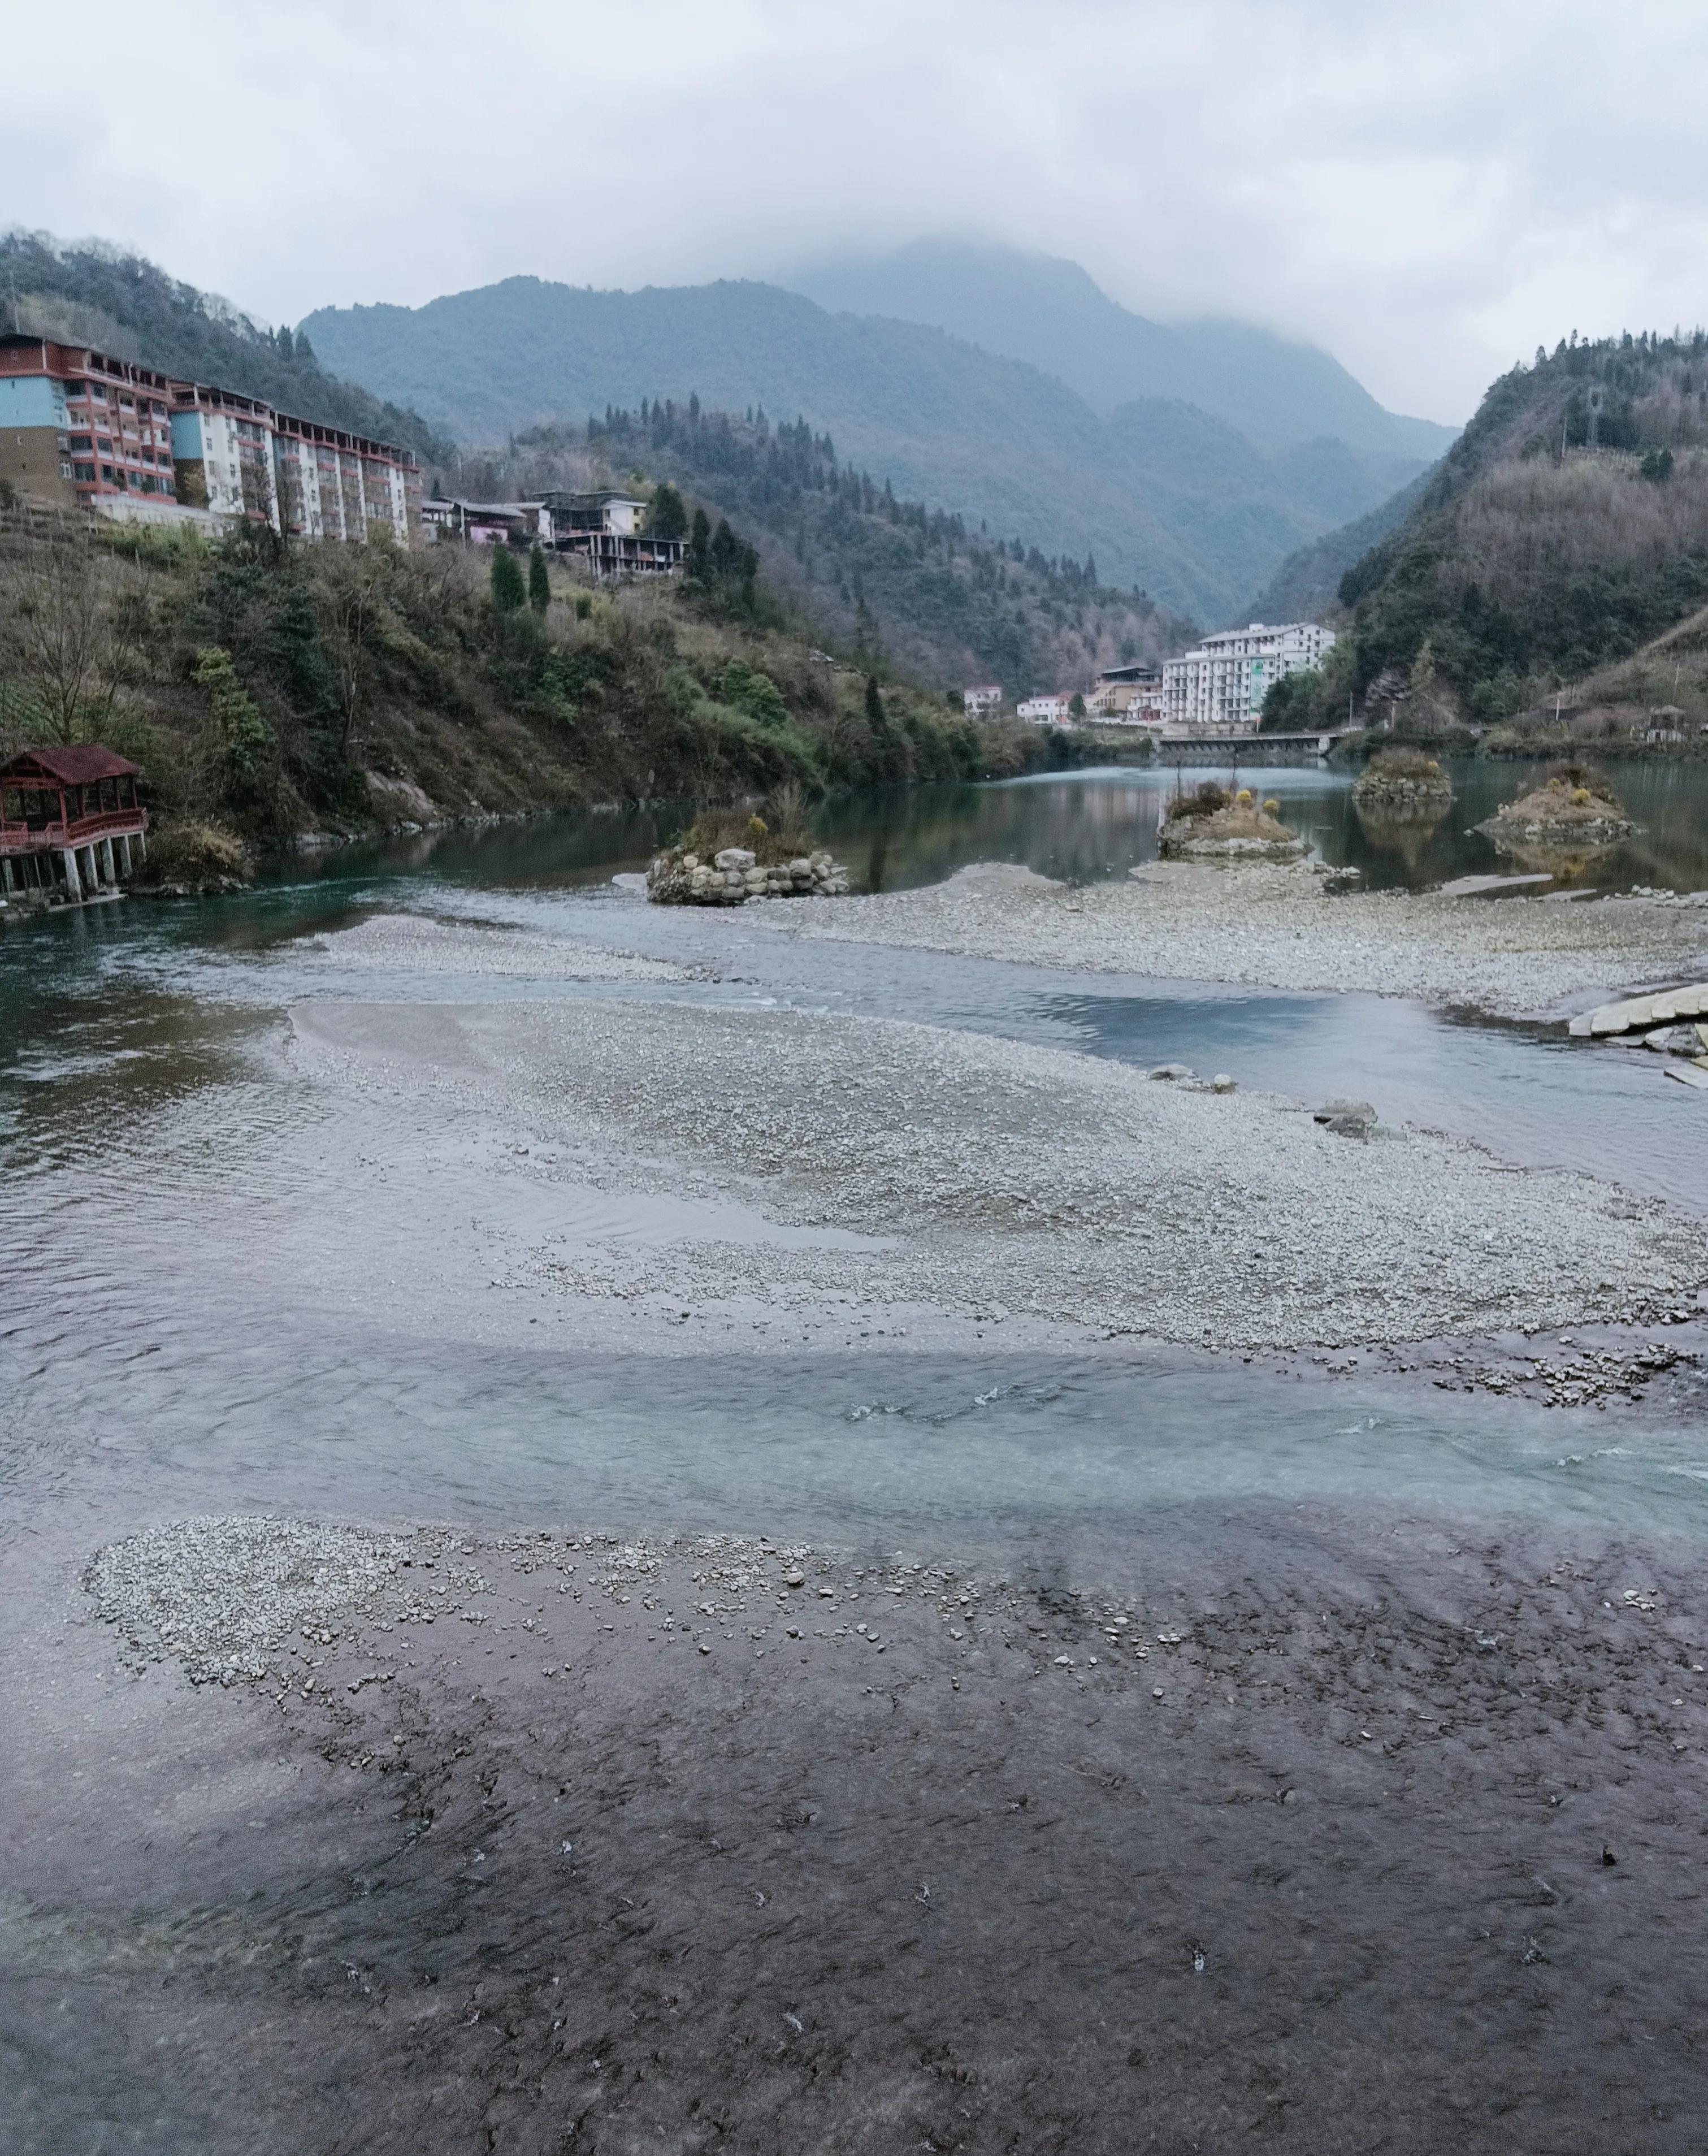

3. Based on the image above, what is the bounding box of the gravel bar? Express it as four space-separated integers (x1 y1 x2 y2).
294 996 1708 1349
745 860 1708 1018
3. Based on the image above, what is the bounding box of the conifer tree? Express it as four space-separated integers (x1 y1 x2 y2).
865 673 885 726
686 507 712 580
649 483 688 542
528 544 550 613
490 545 526 613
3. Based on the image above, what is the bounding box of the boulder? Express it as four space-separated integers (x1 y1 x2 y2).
1314 1098 1377 1138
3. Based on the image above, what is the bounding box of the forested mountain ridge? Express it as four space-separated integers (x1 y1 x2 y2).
300 272 1436 624
1242 473 1430 626
1 230 451 463
453 400 1196 693
1293 331 1708 730
782 239 1456 462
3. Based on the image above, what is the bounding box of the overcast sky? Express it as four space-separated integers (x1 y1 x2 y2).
10 0 1708 425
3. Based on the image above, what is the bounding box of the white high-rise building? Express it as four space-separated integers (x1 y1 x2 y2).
1161 622 1336 732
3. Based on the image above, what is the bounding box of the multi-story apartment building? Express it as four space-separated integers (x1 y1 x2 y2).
0 332 419 546
1161 622 1336 732
171 384 418 543
1 335 181 512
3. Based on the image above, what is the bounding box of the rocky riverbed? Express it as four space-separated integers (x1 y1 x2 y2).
13 1491 1708 2154
744 859 1708 1018
13 863 1708 2154
283 993 1708 1353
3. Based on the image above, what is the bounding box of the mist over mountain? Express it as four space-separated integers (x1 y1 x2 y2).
781 240 1458 465
301 262 1445 625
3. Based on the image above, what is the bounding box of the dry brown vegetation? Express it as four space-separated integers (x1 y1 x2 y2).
0 520 1063 844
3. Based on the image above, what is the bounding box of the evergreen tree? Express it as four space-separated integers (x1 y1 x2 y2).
709 518 742 579
686 507 711 580
490 546 526 613
649 483 688 542
1069 691 1086 719
865 673 886 725
527 544 550 613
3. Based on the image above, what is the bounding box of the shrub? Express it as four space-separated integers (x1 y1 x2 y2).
1364 746 1442 780
673 783 817 866
1164 781 1229 822
145 816 252 885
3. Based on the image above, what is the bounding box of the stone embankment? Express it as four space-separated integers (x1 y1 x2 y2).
1352 768 1453 812
648 845 850 906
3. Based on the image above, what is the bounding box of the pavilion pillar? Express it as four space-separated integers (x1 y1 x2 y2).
99 837 116 884
60 847 82 900
79 845 98 892
1 856 15 896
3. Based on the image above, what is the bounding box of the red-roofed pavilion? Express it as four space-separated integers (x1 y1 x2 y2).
0 746 148 903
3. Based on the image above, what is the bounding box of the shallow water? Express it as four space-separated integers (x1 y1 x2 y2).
1 771 1706 1571
7 766 1708 2155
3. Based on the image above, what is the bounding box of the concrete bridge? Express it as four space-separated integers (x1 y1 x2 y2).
1080 727 1354 763
1152 729 1352 762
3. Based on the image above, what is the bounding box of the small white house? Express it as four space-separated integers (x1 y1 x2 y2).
963 685 1003 718
1017 693 1074 724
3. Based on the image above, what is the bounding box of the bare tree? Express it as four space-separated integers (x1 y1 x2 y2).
313 547 391 755
0 528 128 742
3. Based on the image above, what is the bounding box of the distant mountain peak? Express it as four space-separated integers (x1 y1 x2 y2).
781 237 1458 462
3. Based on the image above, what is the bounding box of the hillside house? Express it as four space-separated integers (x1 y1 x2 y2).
963 685 1003 718
537 490 686 575
1017 693 1074 724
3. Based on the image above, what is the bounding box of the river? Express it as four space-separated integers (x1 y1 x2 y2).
4 760 1708 1556
8 761 1708 2152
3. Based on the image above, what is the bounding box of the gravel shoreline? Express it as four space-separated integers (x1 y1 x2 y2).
742 860 1708 1018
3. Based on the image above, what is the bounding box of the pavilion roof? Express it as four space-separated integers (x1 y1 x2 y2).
0 745 141 785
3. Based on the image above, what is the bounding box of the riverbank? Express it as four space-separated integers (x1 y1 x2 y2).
748 859 1708 1018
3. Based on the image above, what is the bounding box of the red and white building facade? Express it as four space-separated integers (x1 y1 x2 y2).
1 334 420 545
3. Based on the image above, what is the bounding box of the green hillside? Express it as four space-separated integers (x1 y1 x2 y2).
1 230 450 463
452 401 1197 695
300 274 1434 625
0 515 1061 850
1273 331 1708 731
1243 473 1429 625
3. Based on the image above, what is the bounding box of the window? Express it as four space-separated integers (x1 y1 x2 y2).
70 435 92 453
60 461 73 478
73 461 96 482
101 465 116 483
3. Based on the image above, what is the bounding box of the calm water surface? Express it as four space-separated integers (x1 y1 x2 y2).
3 761 1706 1563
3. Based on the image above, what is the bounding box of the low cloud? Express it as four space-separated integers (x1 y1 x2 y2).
10 0 1708 423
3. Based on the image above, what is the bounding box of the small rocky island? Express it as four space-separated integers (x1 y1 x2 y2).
1352 747 1454 812
1477 765 1637 851
648 844 851 905
1159 783 1306 863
